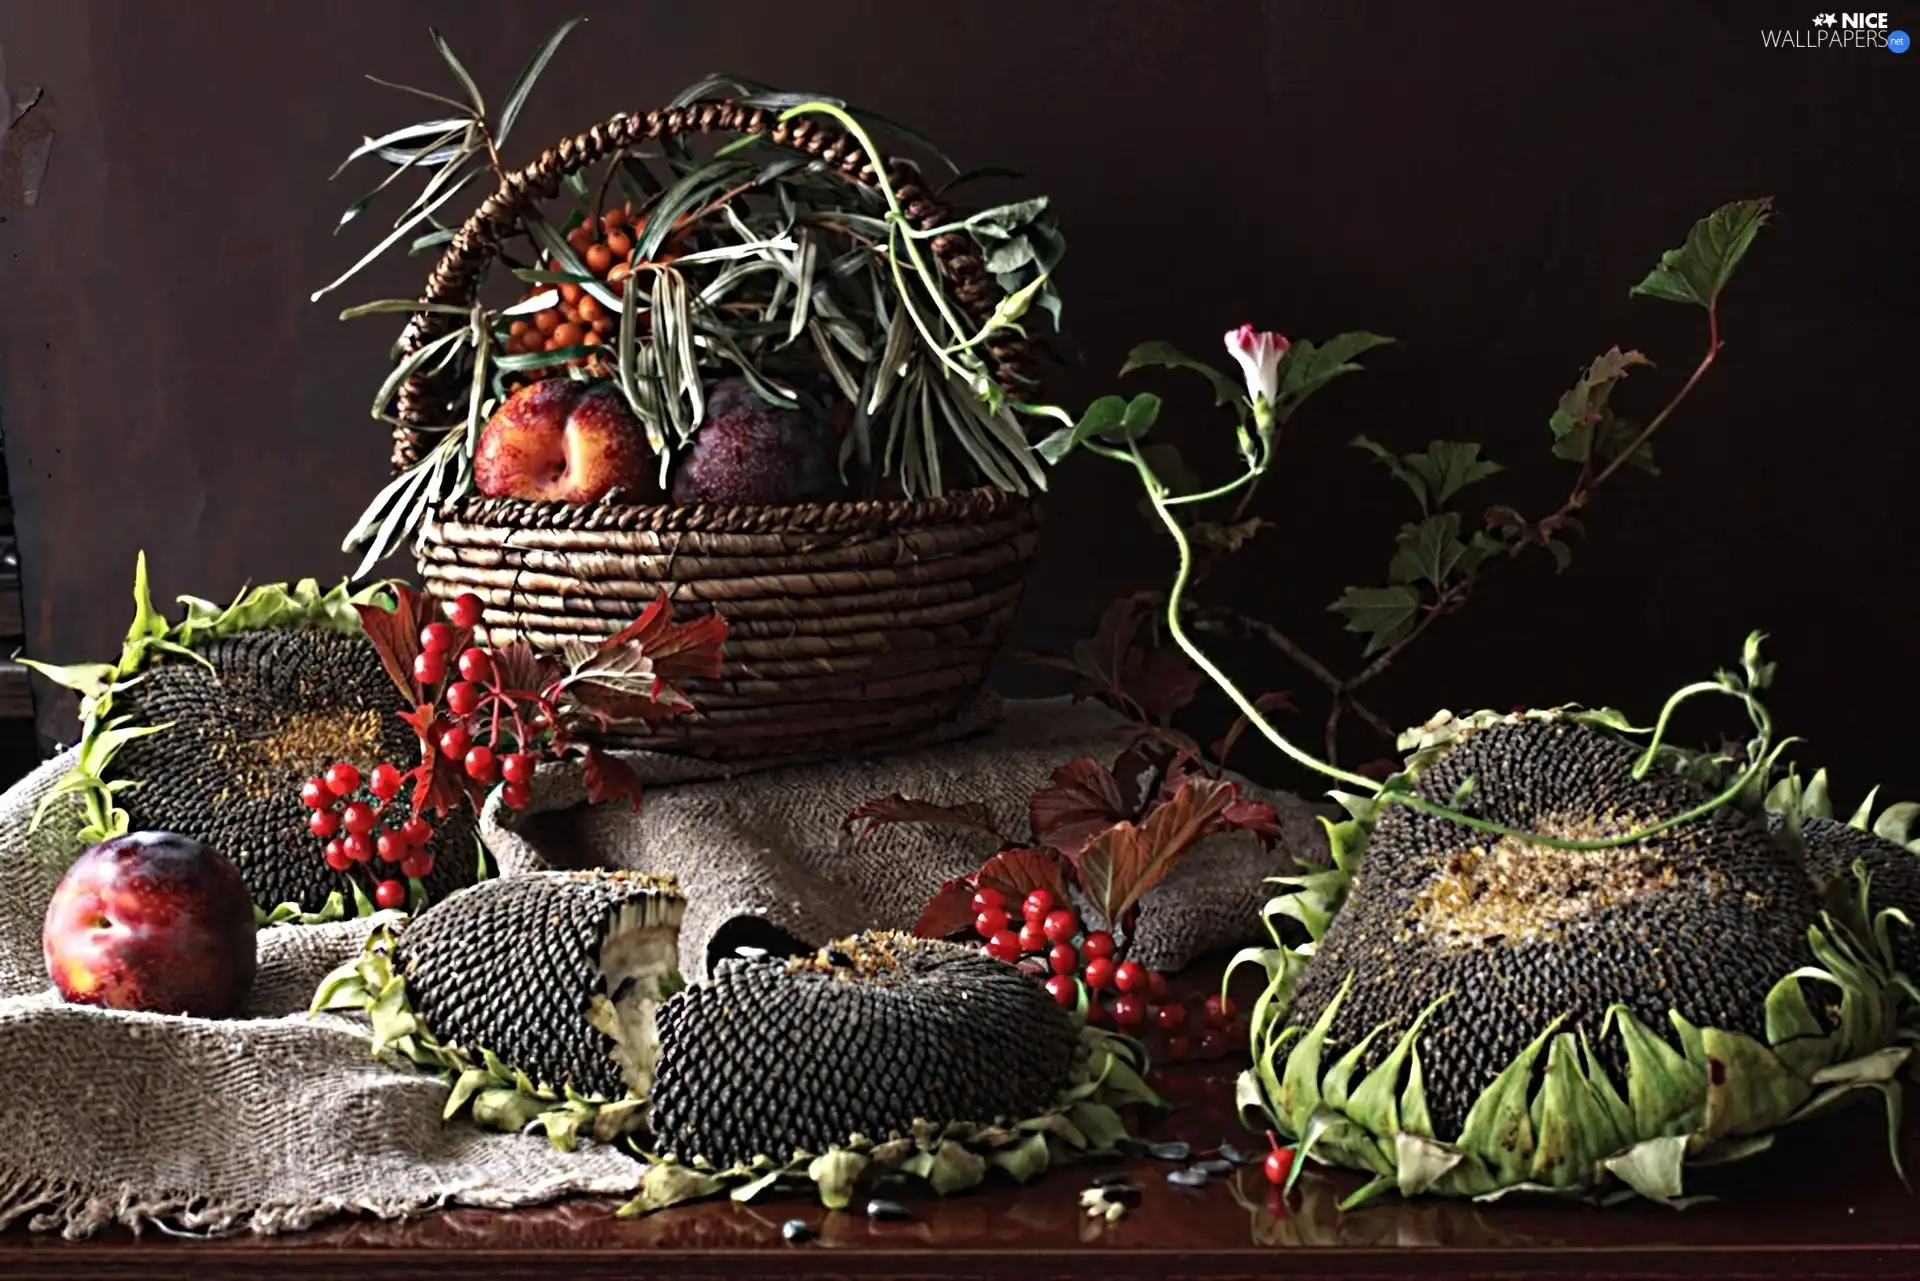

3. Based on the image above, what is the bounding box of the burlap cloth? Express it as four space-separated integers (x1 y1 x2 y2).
0 695 1322 1238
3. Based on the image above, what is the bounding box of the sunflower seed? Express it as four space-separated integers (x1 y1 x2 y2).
866 1198 911 1221
1148 1141 1192 1162
1089 1170 1136 1188
781 1219 813 1243
1193 1158 1236 1176
1219 1143 1252 1164
1166 1168 1210 1188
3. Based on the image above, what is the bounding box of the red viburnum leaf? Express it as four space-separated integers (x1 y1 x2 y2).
1028 756 1130 855
581 745 645 811
1222 798 1283 846
489 639 562 703
558 594 729 723
1069 595 1150 696
1070 774 1240 926
1210 690 1297 767
1120 645 1203 724
355 583 436 700
912 875 982 939
841 794 1007 847
976 847 1074 907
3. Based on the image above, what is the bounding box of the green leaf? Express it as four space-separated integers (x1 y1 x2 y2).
1273 332 1394 423
426 27 486 115
1038 393 1161 464
1328 585 1419 656
497 18 582 145
1351 435 1429 508
1403 441 1503 510
1629 197 1773 310
1389 513 1467 588
1118 341 1245 410
1550 348 1652 466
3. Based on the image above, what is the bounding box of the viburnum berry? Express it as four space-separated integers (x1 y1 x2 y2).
1145 970 1169 1002
374 879 407 910
1085 998 1109 1026
974 907 1010 939
376 831 404 863
1082 930 1115 960
1155 1001 1189 1031
1022 889 1056 922
324 762 361 797
1083 956 1116 991
456 648 492 684
1042 908 1078 945
368 762 403 800
1043 974 1077 1007
341 802 376 836
1047 942 1077 975
1111 995 1146 1029
984 931 1023 963
419 622 454 655
300 777 332 810
1204 994 1236 1028
501 781 532 811
970 886 1004 915
1225 1018 1250 1046
342 833 374 863
1164 1033 1193 1061
501 752 535 786
400 851 434 880
1017 919 1048 954
1264 1132 1295 1187
465 746 498 783
307 809 340 839
1198 1028 1230 1059
323 840 351 872
446 592 484 629
412 651 446 686
400 816 433 846
438 727 471 760
1113 960 1148 994
445 681 482 716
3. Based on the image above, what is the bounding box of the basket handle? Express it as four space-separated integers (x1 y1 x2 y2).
388 99 1036 472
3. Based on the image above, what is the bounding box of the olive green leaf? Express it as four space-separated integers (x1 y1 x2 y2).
1328 584 1420 655
1272 333 1394 425
1630 197 1773 310
1388 514 1469 589
1119 340 1246 410
1550 347 1653 466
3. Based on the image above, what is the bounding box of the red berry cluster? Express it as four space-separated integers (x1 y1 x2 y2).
300 591 551 909
972 887 1249 1064
301 761 439 910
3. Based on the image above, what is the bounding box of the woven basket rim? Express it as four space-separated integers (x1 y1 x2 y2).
424 483 1039 536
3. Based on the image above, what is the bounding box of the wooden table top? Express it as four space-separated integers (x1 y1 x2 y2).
6 957 1920 1280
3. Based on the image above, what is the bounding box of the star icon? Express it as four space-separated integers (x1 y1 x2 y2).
1812 12 1837 25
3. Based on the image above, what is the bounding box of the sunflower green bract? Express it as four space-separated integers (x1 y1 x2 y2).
1230 711 1914 1210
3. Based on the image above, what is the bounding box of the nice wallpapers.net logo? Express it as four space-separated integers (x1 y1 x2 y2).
1762 11 1911 49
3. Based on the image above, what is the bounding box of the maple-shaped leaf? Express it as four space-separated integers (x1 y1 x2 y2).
1328 584 1419 656
1070 775 1240 926
1221 798 1283 847
1549 347 1651 466
1028 756 1131 856
355 583 440 700
841 794 1007 847
397 702 480 818
488 638 563 701
1211 690 1296 768
1629 197 1772 311
911 847 1071 939
581 744 645 811
1119 644 1203 724
557 593 729 721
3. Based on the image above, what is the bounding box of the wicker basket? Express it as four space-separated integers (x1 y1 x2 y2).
391 100 1046 759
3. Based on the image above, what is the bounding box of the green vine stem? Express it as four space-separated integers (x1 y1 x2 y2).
1090 413 1779 853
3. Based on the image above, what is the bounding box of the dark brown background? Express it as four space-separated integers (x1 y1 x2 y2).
0 0 1912 797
